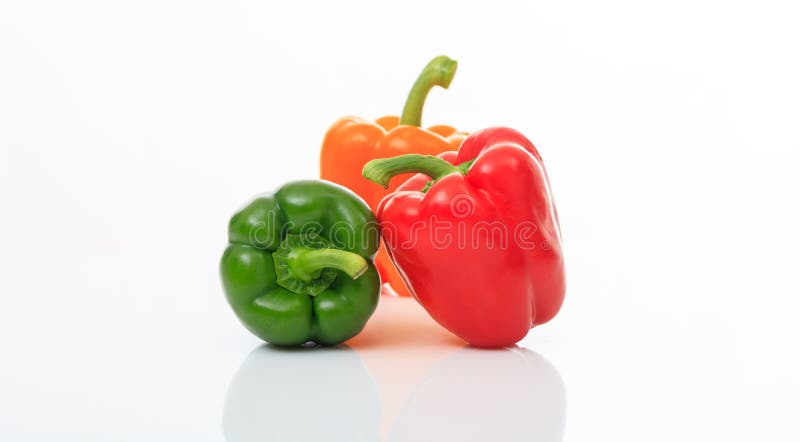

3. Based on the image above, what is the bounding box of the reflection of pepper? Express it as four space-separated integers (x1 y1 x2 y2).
220 181 380 346
390 347 565 441
363 128 565 347
320 56 467 297
224 346 381 441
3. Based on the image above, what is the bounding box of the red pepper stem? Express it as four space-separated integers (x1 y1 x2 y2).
291 248 368 281
362 154 467 188
399 55 458 127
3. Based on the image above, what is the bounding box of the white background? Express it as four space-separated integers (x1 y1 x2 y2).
2 1 799 440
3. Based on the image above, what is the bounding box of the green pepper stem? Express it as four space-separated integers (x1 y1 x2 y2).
363 154 463 188
292 248 368 281
399 55 458 127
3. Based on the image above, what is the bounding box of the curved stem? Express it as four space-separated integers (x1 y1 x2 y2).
292 248 368 281
399 55 458 126
362 154 460 188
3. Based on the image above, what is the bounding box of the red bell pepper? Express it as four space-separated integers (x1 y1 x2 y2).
362 127 565 347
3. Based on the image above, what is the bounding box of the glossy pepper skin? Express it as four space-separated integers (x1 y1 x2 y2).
320 56 467 297
220 180 381 346
363 128 565 347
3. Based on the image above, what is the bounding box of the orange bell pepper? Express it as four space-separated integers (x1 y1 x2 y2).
320 56 467 297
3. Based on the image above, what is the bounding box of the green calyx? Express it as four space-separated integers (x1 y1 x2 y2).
399 55 458 127
362 154 475 192
273 233 368 296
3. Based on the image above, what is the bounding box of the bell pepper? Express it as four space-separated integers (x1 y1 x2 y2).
362 127 566 347
320 55 467 297
220 180 381 346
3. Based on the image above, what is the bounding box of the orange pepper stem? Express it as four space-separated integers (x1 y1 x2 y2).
362 154 473 189
399 55 458 127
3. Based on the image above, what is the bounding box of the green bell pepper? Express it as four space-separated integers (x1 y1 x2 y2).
220 180 381 346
